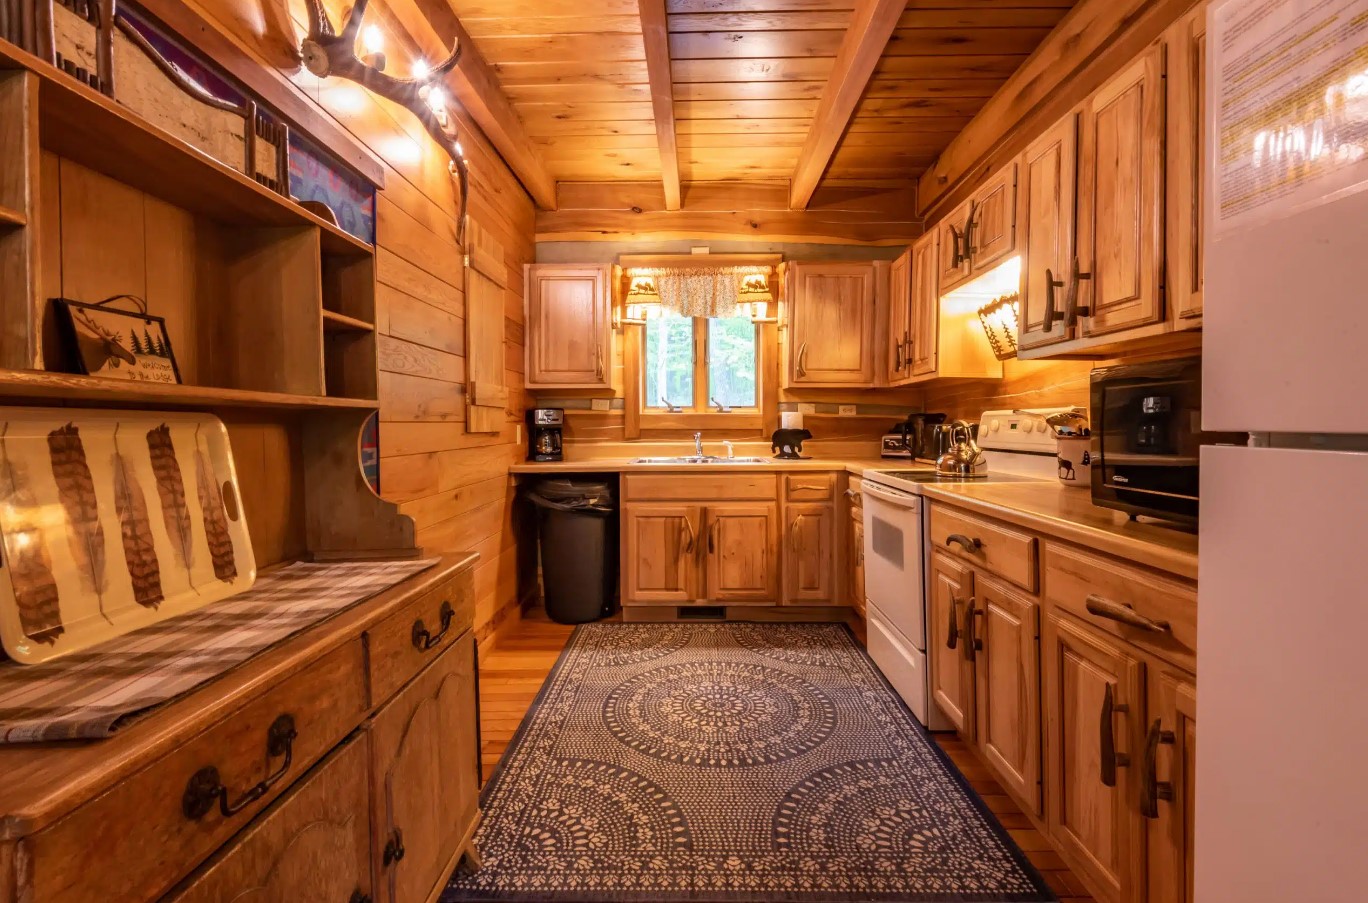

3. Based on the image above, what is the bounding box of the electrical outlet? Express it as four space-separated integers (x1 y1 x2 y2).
516 425 522 445
591 398 611 412
839 404 857 417
691 246 710 255
798 403 816 415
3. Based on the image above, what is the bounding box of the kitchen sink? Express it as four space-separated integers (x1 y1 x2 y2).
631 456 771 465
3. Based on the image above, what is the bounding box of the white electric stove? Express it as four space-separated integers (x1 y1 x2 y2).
860 408 1079 728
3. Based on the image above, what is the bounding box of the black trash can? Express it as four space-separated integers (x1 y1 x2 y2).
525 478 618 624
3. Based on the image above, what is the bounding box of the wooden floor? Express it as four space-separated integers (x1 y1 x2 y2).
477 612 1097 903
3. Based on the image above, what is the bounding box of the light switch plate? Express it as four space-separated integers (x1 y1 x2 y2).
838 404 857 416
591 398 611 412
798 403 816 415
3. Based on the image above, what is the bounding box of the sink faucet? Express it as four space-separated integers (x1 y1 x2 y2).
694 432 704 457
722 441 734 459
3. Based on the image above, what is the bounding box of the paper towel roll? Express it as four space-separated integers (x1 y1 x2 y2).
780 411 805 431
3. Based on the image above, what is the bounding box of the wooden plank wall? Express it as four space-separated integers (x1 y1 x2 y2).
191 0 536 637
921 359 1093 422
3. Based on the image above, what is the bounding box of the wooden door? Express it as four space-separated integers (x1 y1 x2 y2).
1166 4 1206 327
1146 672 1197 903
908 230 939 377
788 263 877 386
938 199 973 292
928 552 975 737
886 247 913 384
783 502 836 604
370 637 480 903
969 163 1017 274
167 738 372 903
1018 112 1079 350
1043 612 1146 903
622 504 700 604
704 503 778 603
525 264 610 388
1078 45 1165 338
975 576 1042 815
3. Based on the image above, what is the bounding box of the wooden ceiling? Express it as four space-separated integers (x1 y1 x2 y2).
437 0 1077 208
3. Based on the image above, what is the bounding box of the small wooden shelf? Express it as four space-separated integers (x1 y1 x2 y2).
0 204 26 228
0 40 371 257
322 309 375 333
0 370 378 410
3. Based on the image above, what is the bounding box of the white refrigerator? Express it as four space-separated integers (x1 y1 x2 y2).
1200 2 1368 901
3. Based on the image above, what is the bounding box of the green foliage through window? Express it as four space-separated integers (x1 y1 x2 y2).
644 314 758 411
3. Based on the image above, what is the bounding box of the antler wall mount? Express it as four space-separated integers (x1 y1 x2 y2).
301 0 469 243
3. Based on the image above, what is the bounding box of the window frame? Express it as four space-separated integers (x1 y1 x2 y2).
635 315 766 429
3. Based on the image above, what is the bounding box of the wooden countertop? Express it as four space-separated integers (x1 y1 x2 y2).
0 553 479 840
509 458 891 475
919 482 1199 580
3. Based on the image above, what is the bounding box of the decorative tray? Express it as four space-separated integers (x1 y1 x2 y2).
0 408 256 664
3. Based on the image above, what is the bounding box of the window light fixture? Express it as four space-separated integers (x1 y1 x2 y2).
738 272 777 323
620 274 661 325
977 292 1021 361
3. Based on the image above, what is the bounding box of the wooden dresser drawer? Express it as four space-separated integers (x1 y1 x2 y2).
929 504 1039 592
166 735 372 903
784 472 836 501
25 640 368 903
623 473 777 501
1044 543 1197 672
367 567 475 704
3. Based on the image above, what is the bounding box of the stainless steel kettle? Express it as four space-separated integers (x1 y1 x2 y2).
935 419 988 477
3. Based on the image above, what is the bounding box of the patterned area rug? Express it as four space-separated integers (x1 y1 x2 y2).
445 623 1055 902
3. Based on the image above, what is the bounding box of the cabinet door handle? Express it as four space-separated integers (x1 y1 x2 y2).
894 339 904 372
411 601 456 651
350 891 373 903
949 224 966 268
680 517 696 555
594 343 604 380
963 599 981 662
903 331 912 367
1043 267 1065 328
964 199 981 258
708 520 718 554
945 533 982 553
790 514 805 553
1099 684 1131 788
383 828 406 867
946 595 960 649
796 342 809 378
1085 594 1172 633
1140 717 1177 818
182 714 297 820
1064 256 1093 329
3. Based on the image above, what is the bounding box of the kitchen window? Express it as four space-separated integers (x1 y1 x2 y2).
643 312 760 414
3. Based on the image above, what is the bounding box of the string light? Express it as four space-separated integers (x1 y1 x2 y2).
412 58 429 80
362 25 385 55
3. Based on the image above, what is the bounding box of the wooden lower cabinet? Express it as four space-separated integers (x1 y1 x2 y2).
974 576 1042 815
928 552 975 737
1146 672 1197 903
783 502 837 604
168 737 372 902
1043 611 1146 903
706 504 779 602
369 634 481 903
622 504 700 603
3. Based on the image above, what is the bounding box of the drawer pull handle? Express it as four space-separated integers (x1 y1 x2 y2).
945 533 982 552
1099 684 1130 788
350 891 373 903
182 714 297 820
1085 594 1172 633
946 595 959 650
412 601 456 651
1140 717 1177 818
383 828 406 867
963 600 981 662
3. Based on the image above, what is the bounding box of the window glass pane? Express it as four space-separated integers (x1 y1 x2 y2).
708 316 757 408
644 313 694 408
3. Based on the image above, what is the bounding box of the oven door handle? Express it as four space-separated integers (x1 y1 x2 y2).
859 481 920 508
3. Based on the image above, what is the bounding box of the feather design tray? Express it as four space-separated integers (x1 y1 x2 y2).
0 408 255 664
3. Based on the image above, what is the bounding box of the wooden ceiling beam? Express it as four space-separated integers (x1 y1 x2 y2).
787 0 908 210
386 0 558 210
638 0 682 210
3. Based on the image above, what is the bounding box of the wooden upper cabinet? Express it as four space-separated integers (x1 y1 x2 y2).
1078 45 1166 339
1043 612 1145 903
1018 112 1079 351
968 163 1017 273
974 577 1042 816
909 230 940 378
787 262 879 386
783 502 837 604
886 247 914 385
1147 672 1197 903
928 552 975 737
525 264 611 388
705 503 778 603
623 505 700 604
1167 3 1206 327
938 199 974 292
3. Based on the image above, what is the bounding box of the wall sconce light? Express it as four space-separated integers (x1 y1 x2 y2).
739 271 777 323
977 292 1020 361
619 273 661 326
360 24 386 70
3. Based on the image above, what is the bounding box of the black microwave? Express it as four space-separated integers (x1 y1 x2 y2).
1090 357 1244 526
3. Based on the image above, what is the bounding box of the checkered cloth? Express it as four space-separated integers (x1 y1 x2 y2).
0 558 439 743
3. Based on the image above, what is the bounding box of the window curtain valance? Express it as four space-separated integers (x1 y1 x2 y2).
633 266 771 318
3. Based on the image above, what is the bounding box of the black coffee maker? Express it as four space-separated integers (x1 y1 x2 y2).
526 408 564 462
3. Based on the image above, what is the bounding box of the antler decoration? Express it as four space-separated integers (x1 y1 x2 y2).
301 0 469 244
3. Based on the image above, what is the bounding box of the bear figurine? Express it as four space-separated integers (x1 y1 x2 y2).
771 428 813 460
